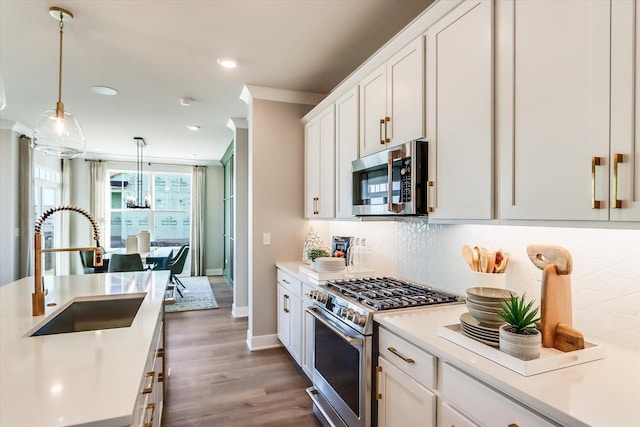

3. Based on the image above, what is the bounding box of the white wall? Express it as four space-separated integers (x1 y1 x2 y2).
232 122 249 317
316 220 640 353
0 127 19 285
245 92 318 348
205 164 224 274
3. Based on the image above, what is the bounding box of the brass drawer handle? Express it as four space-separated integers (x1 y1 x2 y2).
427 180 435 213
384 116 390 143
375 365 383 400
591 156 602 209
313 197 319 215
142 371 155 394
388 346 415 364
158 372 164 383
613 153 623 209
380 118 385 144
284 294 290 313
143 402 155 427
156 348 165 358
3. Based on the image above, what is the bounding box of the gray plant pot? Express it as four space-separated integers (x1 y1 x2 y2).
499 324 541 361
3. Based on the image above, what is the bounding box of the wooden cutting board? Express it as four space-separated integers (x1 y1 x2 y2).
540 263 573 348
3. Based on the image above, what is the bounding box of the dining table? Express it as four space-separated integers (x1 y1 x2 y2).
100 246 174 272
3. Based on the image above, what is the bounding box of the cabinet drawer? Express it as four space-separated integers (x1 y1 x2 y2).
378 327 436 389
302 282 315 304
277 268 302 296
442 363 557 427
441 402 477 427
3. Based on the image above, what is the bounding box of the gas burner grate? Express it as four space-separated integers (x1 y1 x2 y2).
326 277 459 310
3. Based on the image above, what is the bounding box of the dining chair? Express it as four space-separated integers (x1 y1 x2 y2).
165 246 189 297
107 253 145 273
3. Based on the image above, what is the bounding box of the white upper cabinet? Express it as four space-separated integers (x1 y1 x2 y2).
360 36 424 157
497 0 611 220
335 87 359 219
610 0 640 221
425 0 493 220
305 105 335 218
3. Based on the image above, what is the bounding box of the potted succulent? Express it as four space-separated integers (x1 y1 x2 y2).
497 294 542 361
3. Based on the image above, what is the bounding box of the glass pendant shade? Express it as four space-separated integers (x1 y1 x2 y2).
33 108 86 158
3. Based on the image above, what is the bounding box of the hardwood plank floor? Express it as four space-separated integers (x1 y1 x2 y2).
163 277 321 427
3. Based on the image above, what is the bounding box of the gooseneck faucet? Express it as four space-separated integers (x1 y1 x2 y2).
33 205 103 316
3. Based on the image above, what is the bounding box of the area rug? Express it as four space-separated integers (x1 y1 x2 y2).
165 276 219 313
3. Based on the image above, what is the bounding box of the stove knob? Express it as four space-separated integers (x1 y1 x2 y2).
354 314 367 327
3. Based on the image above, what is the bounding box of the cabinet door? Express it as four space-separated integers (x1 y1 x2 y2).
305 106 335 218
425 0 493 220
441 402 478 427
335 87 359 219
277 284 290 348
288 293 303 365
360 63 387 156
498 0 611 220
611 0 640 221
387 36 424 146
377 356 436 427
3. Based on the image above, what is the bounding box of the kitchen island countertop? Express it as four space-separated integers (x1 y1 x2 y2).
375 304 640 427
0 271 169 427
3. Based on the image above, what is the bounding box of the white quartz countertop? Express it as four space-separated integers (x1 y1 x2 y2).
375 305 640 427
0 271 169 427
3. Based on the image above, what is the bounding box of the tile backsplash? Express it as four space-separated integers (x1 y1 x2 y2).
310 220 640 353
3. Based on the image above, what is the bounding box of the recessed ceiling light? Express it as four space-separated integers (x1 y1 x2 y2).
187 124 201 131
180 97 193 106
217 58 238 69
91 86 118 96
190 153 197 158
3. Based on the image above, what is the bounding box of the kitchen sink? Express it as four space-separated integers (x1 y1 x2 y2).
30 294 146 336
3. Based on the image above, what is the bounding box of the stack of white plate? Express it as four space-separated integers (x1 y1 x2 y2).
313 257 346 273
465 287 518 328
459 312 500 347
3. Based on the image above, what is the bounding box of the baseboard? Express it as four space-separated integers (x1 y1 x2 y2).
246 331 281 351
205 268 223 276
232 304 249 318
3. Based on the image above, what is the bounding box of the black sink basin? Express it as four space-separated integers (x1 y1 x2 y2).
31 295 146 336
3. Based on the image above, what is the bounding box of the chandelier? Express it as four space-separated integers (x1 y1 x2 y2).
32 6 86 158
126 137 150 209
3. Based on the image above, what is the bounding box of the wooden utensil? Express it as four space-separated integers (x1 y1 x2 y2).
486 252 496 273
473 246 481 272
554 322 585 352
480 247 489 273
461 245 476 272
527 244 573 348
494 251 509 273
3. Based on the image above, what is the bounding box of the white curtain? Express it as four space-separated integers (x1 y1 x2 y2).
89 160 107 248
18 135 33 278
190 166 206 276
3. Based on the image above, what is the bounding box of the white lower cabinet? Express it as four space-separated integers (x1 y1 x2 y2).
377 356 436 427
133 312 164 427
441 402 477 427
377 327 437 427
441 363 558 427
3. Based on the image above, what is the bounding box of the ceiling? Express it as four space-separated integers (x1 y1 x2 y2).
0 0 433 164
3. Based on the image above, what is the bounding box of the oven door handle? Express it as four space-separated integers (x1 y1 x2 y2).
387 148 405 213
307 307 363 347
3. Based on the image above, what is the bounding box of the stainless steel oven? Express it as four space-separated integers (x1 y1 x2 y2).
306 306 372 427
306 278 462 427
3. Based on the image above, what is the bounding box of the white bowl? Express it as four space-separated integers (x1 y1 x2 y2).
466 299 504 313
466 287 517 303
467 306 505 326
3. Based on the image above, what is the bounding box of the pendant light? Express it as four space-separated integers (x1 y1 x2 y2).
126 137 150 209
32 6 86 158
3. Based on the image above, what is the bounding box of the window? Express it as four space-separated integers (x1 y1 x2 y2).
34 166 61 275
108 170 191 249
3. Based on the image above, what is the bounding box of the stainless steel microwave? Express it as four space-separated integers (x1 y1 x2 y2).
352 140 428 216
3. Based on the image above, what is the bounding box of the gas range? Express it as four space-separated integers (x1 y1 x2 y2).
309 277 462 335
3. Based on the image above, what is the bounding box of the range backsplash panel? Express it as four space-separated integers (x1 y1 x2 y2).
312 220 640 353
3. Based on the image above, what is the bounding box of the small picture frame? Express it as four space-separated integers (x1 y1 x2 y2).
332 236 352 265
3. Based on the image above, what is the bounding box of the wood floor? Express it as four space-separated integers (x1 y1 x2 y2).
162 277 322 427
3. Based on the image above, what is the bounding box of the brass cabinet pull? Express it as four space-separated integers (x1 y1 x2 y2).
142 371 155 394
157 372 164 383
427 181 435 213
384 116 390 143
143 402 155 427
387 346 415 364
508 424 520 427
613 153 623 209
375 365 382 400
380 118 385 144
591 156 602 209
313 197 319 215
284 294 290 313
156 348 165 358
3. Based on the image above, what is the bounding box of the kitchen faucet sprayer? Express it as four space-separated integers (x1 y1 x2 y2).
32 205 103 316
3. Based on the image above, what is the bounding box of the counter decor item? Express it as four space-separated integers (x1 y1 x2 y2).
462 245 510 288
313 257 345 273
137 230 150 253
302 228 322 264
526 243 584 351
497 294 541 361
307 248 330 263
331 236 352 265
126 234 138 254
